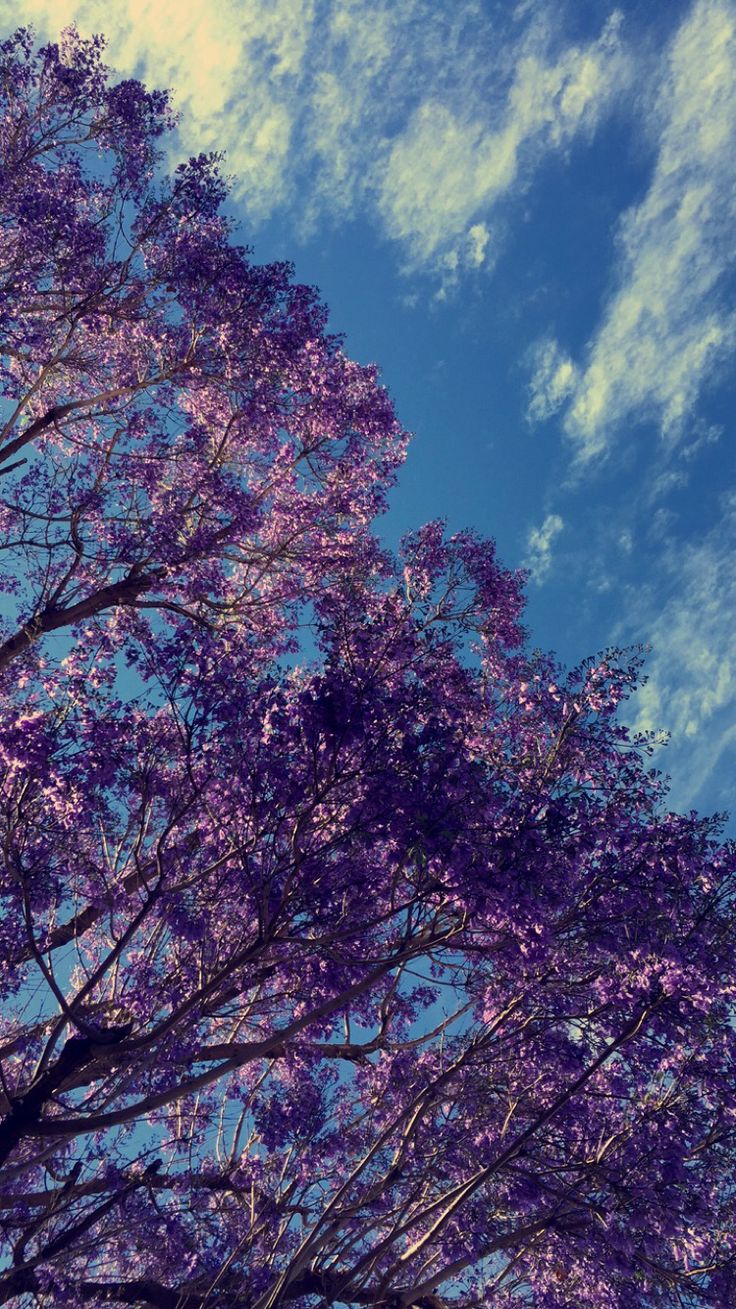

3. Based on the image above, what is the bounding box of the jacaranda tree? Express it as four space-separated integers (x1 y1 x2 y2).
0 27 734 1309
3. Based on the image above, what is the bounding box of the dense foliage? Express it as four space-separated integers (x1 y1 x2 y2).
0 27 734 1309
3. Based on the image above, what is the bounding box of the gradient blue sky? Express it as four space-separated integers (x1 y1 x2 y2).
4 0 734 823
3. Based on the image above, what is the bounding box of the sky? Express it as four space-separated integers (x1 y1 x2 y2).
2 0 734 824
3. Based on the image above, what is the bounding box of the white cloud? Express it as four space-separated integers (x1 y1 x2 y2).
0 0 631 280
3 0 314 216
646 468 688 504
627 498 736 811
523 512 564 583
377 12 628 273
467 223 491 269
680 418 722 461
527 337 579 422
540 0 736 459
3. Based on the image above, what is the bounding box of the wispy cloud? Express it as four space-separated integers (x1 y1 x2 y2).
527 337 578 422
4 0 630 281
523 512 564 583
626 497 736 811
377 12 627 277
529 0 736 458
8 0 317 217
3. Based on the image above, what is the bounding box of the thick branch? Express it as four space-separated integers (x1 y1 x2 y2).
0 1026 131 1168
0 570 156 672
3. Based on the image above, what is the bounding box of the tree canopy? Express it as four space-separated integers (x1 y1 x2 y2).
0 26 734 1309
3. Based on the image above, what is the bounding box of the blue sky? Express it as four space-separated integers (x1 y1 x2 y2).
4 0 735 823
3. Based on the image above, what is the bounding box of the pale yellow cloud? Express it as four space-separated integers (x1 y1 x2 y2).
1 0 313 217
377 13 627 272
300 2 403 226
627 500 736 810
547 0 736 459
0 0 630 278
523 512 564 583
527 338 578 422
466 223 491 268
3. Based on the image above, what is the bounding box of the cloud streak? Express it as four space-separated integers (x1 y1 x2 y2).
529 0 736 458
377 12 627 275
3 0 630 282
527 338 578 423
627 497 736 812
523 512 565 583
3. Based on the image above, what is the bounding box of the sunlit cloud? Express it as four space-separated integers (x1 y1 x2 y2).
467 223 491 269
530 0 736 459
527 338 578 422
627 496 736 811
523 512 564 583
2 0 630 280
377 12 627 275
6 0 316 217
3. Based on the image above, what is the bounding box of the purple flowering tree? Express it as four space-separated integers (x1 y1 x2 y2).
0 27 735 1309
